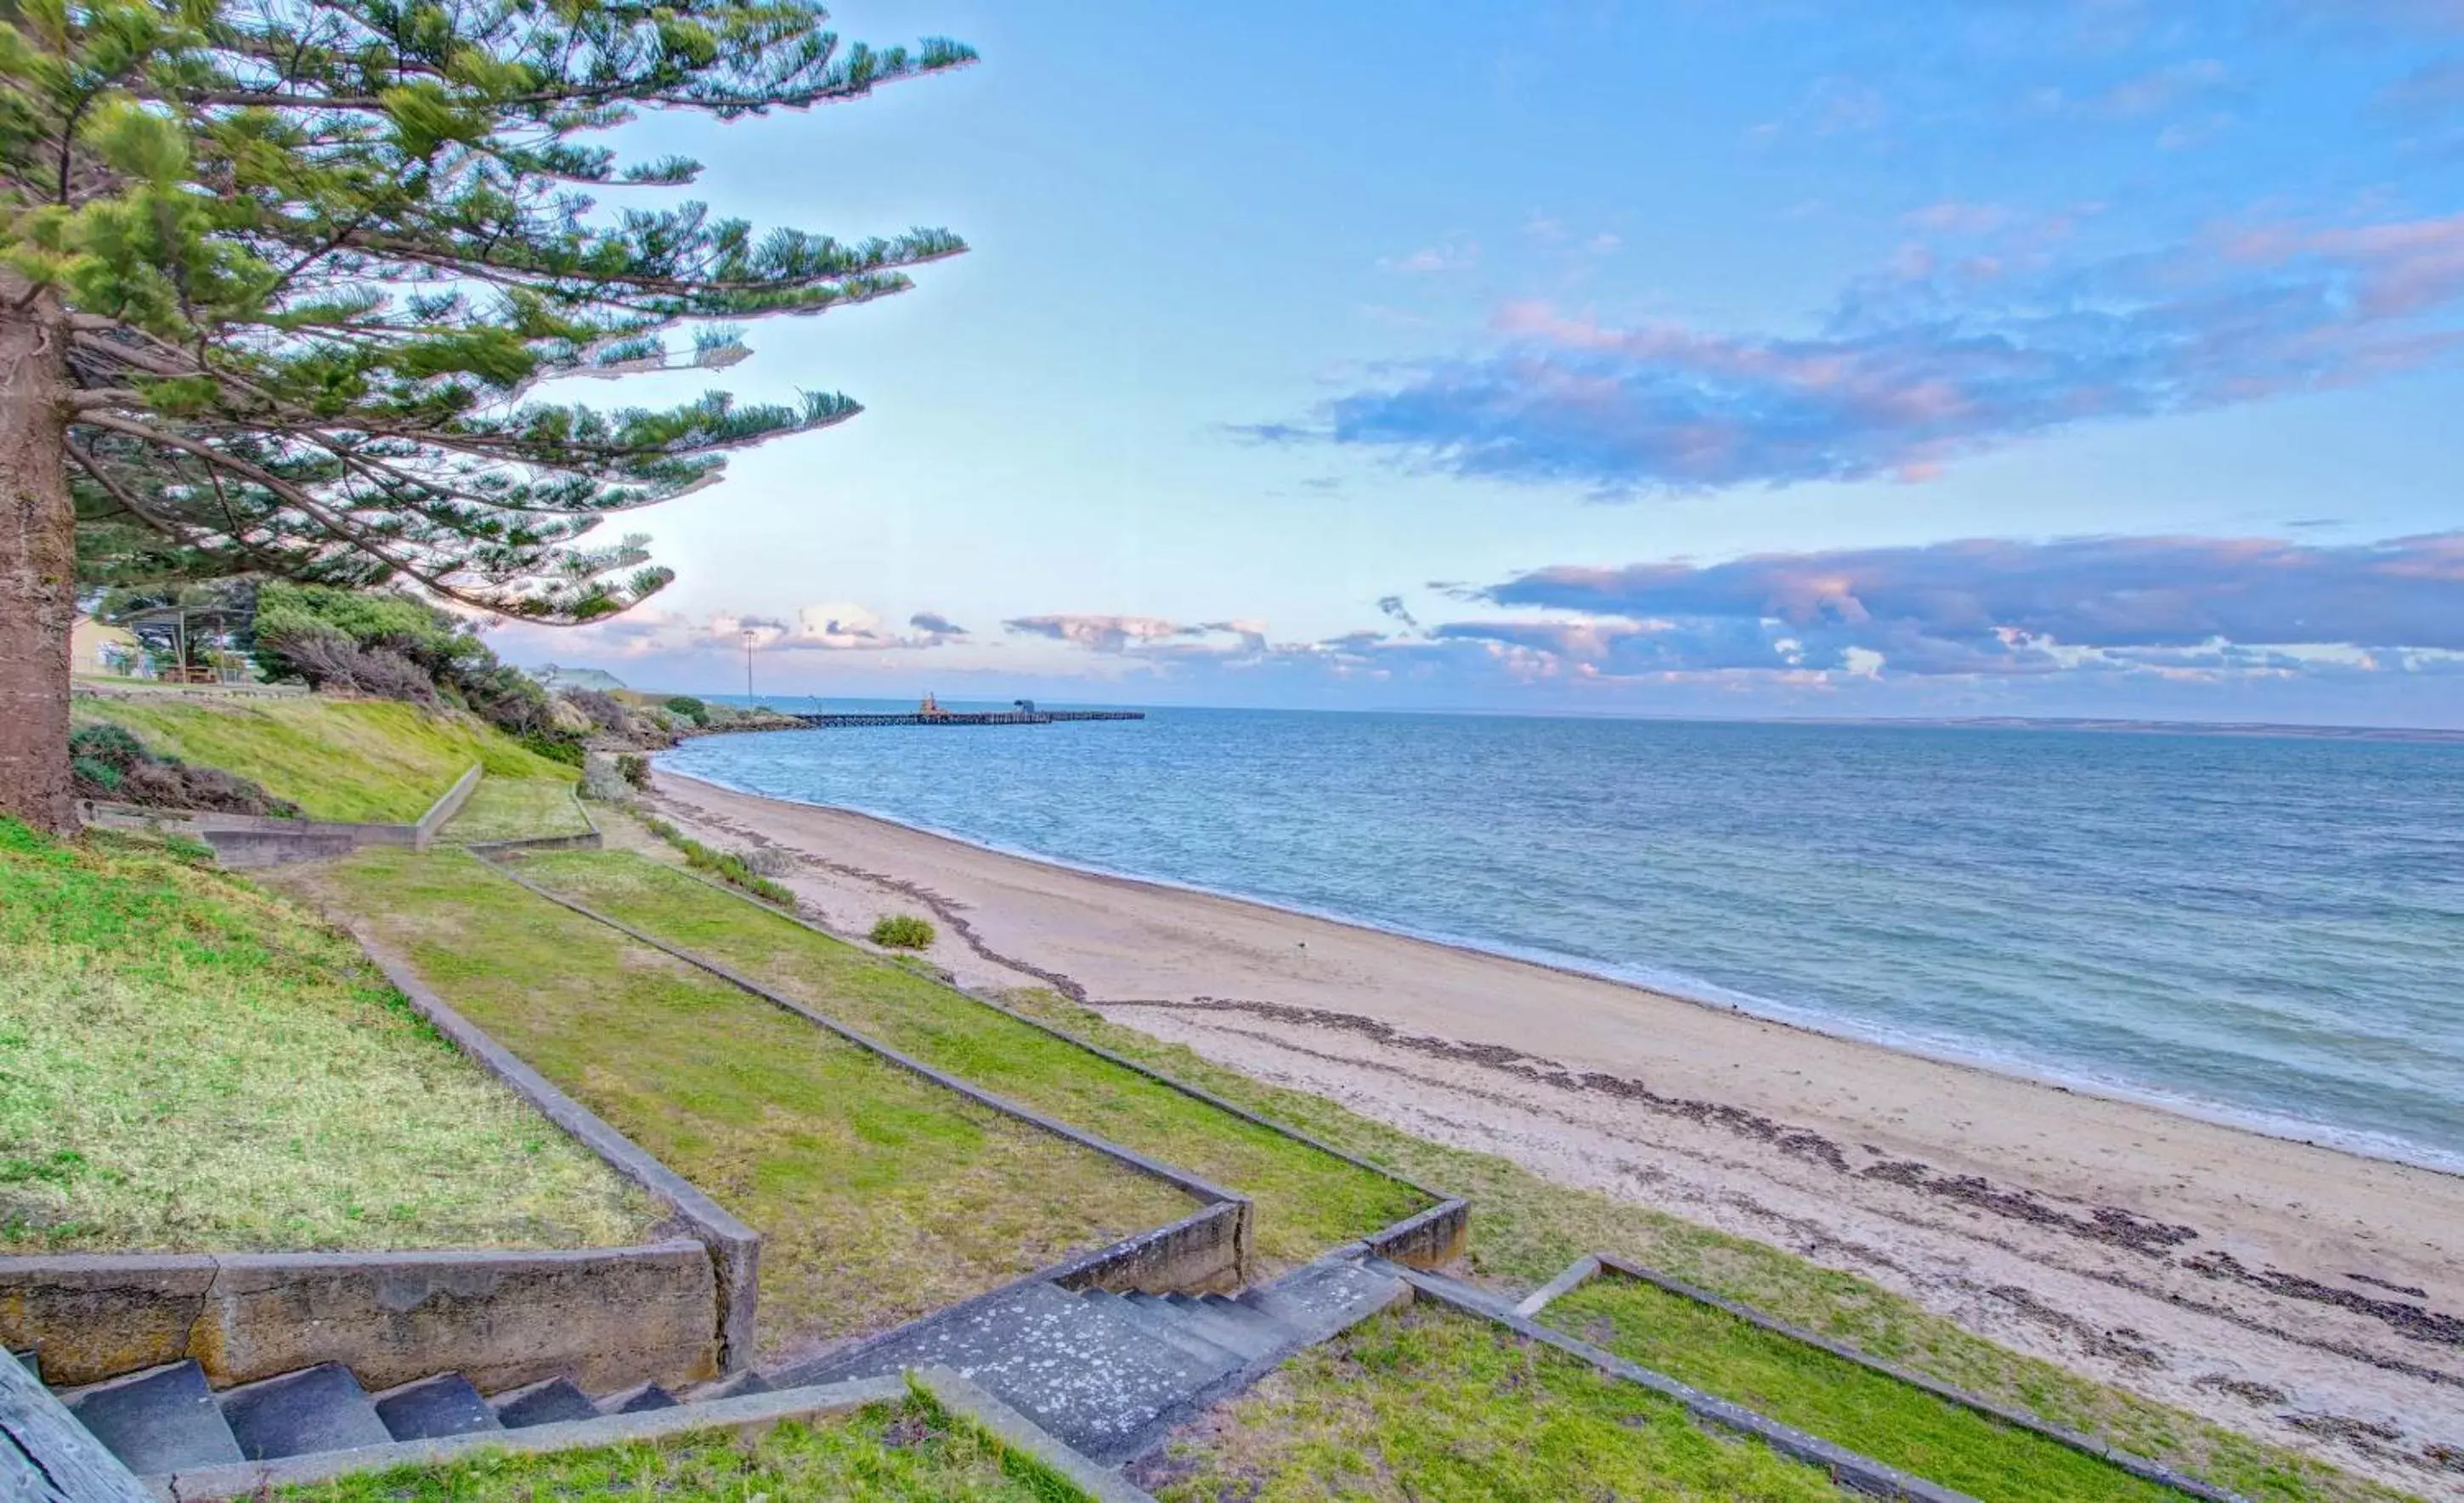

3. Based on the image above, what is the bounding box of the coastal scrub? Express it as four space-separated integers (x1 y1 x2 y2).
0 819 653 1252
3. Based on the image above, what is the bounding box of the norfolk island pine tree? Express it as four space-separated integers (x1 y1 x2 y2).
0 0 970 829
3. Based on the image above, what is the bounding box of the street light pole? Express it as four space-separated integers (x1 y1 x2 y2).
742 629 755 703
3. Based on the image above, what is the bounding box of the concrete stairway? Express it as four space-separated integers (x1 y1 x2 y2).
784 1257 1408 1464
46 1354 688 1478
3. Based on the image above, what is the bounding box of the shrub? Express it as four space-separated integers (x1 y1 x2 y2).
615 753 652 788
664 695 710 726
562 687 630 732
260 624 441 704
640 815 797 909
70 724 301 816
517 732 586 768
68 723 144 775
869 914 935 950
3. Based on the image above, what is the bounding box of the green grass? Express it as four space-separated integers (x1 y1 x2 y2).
506 849 1430 1269
1540 1276 2179 1501
441 775 591 845
1139 1302 1839 1502
72 696 574 822
293 849 1194 1355
0 820 655 1253
984 991 2404 1503
274 1387 1094 1501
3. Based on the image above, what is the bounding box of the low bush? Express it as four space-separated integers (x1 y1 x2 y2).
615 752 652 788
869 913 935 950
640 815 798 909
664 695 711 726
68 722 301 817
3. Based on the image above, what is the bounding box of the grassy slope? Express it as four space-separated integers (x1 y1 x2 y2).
0 821 653 1252
1141 1302 1839 1503
990 992 2405 1503
297 849 1192 1356
439 774 591 845
73 696 573 822
508 849 1429 1269
276 1389 1093 1502
1541 1278 2176 1502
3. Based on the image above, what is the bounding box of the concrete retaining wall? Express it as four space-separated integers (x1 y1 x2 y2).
0 1241 717 1393
1052 1202 1247 1297
348 930 761 1373
1361 1198 1472 1270
78 761 484 867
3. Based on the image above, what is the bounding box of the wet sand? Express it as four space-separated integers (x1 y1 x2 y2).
650 768 2464 1490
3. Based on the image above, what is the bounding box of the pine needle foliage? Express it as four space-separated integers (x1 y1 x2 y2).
3 0 971 618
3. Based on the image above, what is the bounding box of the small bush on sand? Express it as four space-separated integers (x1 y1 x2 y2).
641 815 797 909
869 914 935 950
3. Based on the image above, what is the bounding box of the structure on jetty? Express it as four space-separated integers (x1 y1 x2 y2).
790 694 1144 728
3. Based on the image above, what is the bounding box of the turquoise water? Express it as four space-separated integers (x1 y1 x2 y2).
664 708 2464 1172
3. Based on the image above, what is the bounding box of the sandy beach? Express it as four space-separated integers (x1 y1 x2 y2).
649 768 2464 1489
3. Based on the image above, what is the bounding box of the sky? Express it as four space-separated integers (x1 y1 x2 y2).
488 0 2464 726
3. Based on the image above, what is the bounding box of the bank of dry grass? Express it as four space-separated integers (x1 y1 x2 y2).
0 820 654 1253
294 848 1194 1356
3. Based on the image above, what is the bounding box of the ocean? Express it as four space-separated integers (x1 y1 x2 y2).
662 706 2464 1174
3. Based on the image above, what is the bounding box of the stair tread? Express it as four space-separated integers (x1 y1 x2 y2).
795 1281 1237 1461
490 1376 599 1429
1083 1290 1246 1370
59 1360 244 1476
219 1362 392 1461
599 1382 680 1415
374 1373 501 1442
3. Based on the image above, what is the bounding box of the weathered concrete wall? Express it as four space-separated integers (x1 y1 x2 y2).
411 764 483 850
1363 1198 1471 1270
79 759 483 867
0 1241 716 1393
1054 1202 1247 1297
348 932 761 1373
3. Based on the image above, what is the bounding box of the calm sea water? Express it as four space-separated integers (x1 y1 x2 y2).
664 707 2464 1173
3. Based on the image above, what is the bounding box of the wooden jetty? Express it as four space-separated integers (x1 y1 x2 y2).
789 697 1143 729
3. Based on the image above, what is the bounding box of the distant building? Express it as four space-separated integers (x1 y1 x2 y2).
529 664 629 692
71 613 138 675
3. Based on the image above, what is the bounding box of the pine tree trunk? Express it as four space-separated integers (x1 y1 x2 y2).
0 290 76 834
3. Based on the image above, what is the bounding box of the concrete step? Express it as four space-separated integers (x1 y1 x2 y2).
597 1382 680 1415
1084 1290 1245 1370
794 1280 1237 1463
1369 1259 1517 1319
1162 1294 1283 1359
218 1362 392 1461
490 1376 599 1429
59 1360 245 1476
1240 1261 1407 1345
681 1370 770 1404
373 1373 501 1441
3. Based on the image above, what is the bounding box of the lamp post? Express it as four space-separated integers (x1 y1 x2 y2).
742 629 755 703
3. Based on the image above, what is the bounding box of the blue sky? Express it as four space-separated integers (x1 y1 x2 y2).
492 0 2464 726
